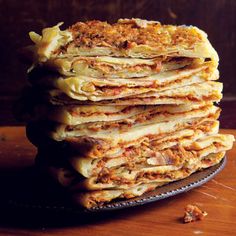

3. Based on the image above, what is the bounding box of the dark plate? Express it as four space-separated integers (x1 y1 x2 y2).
5 157 226 214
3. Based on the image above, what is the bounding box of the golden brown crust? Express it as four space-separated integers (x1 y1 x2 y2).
28 18 219 61
66 20 203 53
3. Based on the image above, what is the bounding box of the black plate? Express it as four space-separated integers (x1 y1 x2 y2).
5 157 226 214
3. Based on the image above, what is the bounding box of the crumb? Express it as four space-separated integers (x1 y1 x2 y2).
183 204 207 223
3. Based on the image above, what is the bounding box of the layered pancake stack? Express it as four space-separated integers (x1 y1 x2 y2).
19 19 234 208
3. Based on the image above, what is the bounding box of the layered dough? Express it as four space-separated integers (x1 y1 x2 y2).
51 103 220 141
70 122 220 178
26 103 220 157
19 18 234 209
75 135 233 191
29 62 218 102
43 56 197 78
37 136 231 208
47 81 222 105
73 152 225 209
18 100 209 126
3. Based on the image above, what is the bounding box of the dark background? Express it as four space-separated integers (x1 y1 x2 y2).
0 0 235 127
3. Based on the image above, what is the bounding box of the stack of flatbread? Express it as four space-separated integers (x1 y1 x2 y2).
19 19 234 208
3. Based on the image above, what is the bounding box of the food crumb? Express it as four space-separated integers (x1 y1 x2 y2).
183 204 207 223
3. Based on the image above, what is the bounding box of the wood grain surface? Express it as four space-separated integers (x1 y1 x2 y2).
0 126 235 236
0 0 236 126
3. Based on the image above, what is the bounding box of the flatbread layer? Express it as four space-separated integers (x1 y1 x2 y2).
40 151 225 208
29 63 218 102
47 81 222 105
71 134 233 191
28 18 219 62
43 56 198 78
50 104 220 141
69 121 220 177
15 91 210 125
74 151 225 209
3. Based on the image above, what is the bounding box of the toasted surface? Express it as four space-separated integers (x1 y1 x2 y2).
29 18 219 62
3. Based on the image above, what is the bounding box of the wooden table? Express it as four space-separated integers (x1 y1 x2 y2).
0 127 235 236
